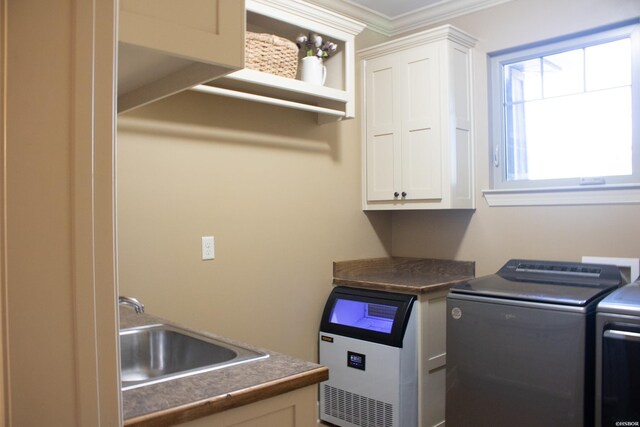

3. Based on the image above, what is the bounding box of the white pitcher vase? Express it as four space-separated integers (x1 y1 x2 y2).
300 56 327 86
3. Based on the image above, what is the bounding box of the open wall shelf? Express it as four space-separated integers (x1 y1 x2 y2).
196 0 366 123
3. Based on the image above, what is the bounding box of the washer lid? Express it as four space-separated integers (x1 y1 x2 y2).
597 281 640 315
450 259 623 307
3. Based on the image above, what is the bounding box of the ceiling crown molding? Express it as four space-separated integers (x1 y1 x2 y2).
304 0 392 35
308 0 513 37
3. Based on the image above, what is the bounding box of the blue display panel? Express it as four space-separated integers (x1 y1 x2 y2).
329 298 399 334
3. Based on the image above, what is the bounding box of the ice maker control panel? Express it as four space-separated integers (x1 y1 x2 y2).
347 351 366 370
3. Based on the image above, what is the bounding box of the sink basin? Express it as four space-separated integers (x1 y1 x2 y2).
120 324 268 390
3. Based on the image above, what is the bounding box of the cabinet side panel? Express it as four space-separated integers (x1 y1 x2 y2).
425 296 447 366
426 367 447 426
451 45 474 207
453 47 471 125
422 294 448 427
455 128 472 202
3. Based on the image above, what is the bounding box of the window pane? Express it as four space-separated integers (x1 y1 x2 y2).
505 59 542 102
543 49 584 98
492 24 637 192
586 38 631 91
504 101 529 181
505 87 632 181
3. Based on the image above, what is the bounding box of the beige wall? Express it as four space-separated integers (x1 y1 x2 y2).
392 0 640 276
116 30 390 361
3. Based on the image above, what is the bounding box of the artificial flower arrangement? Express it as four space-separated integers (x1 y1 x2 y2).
296 32 338 59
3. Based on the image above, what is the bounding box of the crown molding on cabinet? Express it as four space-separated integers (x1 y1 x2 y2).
249 0 367 35
308 0 513 36
358 24 478 58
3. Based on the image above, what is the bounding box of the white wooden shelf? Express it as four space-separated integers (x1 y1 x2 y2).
192 85 346 118
197 0 365 123
223 69 349 103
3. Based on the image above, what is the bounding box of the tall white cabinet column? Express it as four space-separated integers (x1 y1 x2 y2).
360 25 477 210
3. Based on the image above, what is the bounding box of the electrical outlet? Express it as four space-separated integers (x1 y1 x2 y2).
582 256 640 283
202 236 215 260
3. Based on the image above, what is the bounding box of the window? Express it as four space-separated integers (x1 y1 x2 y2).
487 20 640 205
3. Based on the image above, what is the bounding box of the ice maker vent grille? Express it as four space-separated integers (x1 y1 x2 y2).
323 384 393 427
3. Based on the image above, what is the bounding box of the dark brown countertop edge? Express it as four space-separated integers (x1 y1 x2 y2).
123 366 329 427
332 276 471 294
332 257 475 294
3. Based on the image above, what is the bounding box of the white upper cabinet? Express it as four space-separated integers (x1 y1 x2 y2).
197 0 366 123
360 25 477 210
118 0 245 113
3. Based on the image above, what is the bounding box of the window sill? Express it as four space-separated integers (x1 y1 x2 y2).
482 184 640 207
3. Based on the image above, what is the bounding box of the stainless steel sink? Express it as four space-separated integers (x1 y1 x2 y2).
120 324 268 391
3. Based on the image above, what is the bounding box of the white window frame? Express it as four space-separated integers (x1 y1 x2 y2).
484 20 640 207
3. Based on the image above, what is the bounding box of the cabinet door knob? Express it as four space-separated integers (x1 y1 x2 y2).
394 192 400 197
401 192 407 197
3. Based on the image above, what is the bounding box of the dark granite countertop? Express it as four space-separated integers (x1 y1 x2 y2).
121 308 328 426
333 257 475 294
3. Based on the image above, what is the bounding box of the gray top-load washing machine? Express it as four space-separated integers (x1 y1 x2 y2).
596 281 640 427
446 259 622 427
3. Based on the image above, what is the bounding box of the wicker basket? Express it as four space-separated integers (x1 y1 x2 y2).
245 31 298 79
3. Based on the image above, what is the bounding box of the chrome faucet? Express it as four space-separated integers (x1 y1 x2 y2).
119 296 145 314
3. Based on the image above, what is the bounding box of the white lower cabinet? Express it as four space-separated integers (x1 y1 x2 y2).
177 386 317 427
360 25 477 210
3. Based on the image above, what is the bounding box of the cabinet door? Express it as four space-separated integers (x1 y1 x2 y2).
177 386 317 426
118 0 244 112
400 44 442 201
119 0 243 66
364 45 442 204
364 55 402 202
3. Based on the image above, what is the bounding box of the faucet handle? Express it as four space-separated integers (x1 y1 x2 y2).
118 296 145 314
